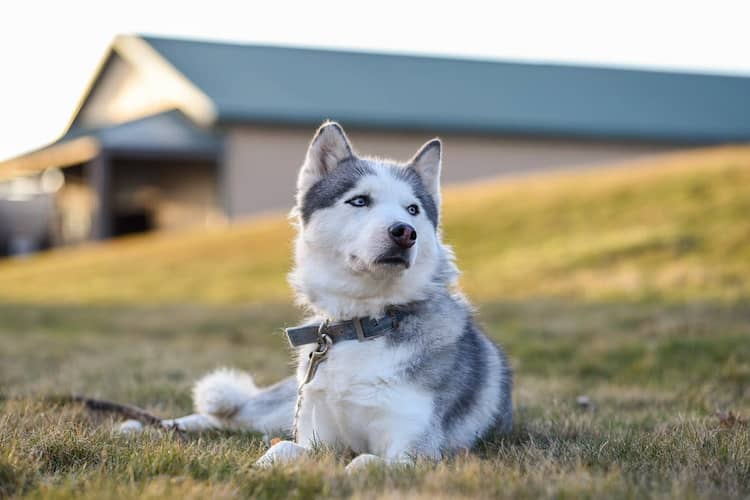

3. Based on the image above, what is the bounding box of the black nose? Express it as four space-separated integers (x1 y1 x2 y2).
388 223 417 249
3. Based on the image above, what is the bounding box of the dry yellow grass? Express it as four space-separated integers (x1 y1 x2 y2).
0 145 748 304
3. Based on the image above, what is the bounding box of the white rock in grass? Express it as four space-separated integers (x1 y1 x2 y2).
576 395 596 411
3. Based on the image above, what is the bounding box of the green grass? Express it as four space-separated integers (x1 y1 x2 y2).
1 146 750 498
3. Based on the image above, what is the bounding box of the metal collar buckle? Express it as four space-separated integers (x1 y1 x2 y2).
352 317 367 341
353 316 389 342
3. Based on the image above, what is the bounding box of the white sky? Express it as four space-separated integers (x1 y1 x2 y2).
1 0 749 161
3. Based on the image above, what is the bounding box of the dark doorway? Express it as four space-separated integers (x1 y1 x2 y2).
113 210 153 236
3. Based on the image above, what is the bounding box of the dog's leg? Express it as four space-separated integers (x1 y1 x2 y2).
221 376 297 434
293 386 341 449
115 413 222 434
254 384 340 467
161 413 222 431
345 445 433 473
345 449 428 473
254 388 313 468
345 399 442 472
345 454 386 472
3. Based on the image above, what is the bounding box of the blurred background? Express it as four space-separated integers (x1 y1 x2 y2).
1 2 750 497
1 1 749 255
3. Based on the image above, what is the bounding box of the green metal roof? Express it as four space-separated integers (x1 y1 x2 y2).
142 35 750 144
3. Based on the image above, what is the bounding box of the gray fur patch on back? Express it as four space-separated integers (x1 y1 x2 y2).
394 291 511 440
436 322 487 430
493 345 514 433
300 158 374 224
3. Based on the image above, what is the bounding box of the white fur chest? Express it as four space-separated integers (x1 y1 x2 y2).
297 337 434 457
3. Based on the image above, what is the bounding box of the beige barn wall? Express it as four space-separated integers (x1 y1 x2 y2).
222 125 686 219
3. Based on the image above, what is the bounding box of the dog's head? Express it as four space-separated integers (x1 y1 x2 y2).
289 122 455 316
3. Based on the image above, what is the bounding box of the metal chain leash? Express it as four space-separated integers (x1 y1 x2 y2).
291 321 332 442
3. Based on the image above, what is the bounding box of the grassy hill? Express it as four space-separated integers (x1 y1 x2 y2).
2 146 750 499
1 145 749 305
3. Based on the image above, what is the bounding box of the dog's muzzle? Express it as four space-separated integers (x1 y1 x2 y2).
374 246 411 268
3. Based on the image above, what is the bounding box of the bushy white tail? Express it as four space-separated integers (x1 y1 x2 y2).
192 368 259 418
117 370 296 436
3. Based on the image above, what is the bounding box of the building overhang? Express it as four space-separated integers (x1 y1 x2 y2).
0 137 100 182
0 110 221 182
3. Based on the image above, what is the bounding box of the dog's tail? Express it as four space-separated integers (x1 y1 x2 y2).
192 368 260 418
192 370 297 435
45 369 296 436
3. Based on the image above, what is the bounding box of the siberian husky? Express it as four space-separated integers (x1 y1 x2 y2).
125 122 513 471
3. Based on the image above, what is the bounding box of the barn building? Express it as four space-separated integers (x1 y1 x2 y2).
1 34 749 255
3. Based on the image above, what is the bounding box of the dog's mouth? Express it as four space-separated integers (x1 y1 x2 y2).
374 253 410 269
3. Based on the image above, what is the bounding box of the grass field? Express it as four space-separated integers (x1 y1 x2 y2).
1 146 750 498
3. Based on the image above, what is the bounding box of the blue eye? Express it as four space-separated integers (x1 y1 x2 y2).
346 195 370 207
407 204 420 216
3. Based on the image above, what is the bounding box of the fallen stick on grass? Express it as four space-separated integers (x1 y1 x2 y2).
44 395 164 427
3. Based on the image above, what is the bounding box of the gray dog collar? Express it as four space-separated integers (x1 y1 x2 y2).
285 309 406 347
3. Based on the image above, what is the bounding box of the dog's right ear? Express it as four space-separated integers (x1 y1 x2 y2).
297 121 353 193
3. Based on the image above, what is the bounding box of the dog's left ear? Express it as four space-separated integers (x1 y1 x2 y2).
408 139 442 200
297 121 354 194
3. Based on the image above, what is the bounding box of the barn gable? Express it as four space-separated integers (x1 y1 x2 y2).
67 35 216 133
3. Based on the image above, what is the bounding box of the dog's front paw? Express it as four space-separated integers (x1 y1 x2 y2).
161 414 220 432
345 453 384 473
255 441 308 468
115 419 144 435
